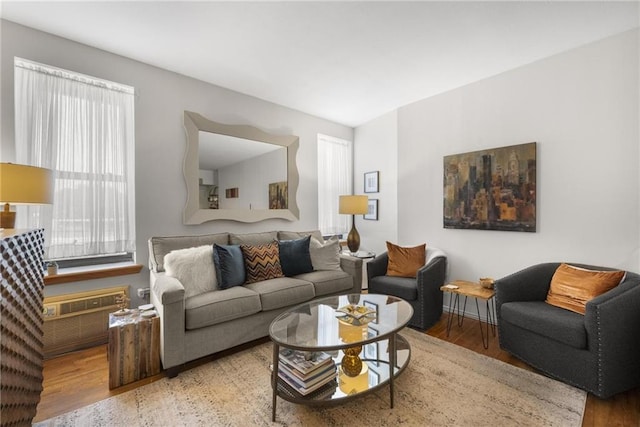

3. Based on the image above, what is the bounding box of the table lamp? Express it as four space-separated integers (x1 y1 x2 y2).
339 195 368 254
0 163 54 229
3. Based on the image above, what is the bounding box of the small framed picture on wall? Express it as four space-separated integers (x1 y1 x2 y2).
364 199 378 220
364 171 379 193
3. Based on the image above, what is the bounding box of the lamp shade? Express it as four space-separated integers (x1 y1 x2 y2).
0 163 54 205
339 195 368 215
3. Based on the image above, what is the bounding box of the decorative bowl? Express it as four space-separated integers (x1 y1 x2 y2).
479 277 494 289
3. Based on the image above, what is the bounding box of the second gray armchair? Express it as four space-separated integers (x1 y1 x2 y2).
367 248 447 330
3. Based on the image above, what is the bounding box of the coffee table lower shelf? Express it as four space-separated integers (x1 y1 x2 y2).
271 333 411 420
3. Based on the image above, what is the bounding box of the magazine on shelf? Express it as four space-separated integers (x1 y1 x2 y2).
278 349 333 375
279 362 336 389
278 366 338 395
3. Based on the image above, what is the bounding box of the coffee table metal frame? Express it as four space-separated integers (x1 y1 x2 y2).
269 294 413 422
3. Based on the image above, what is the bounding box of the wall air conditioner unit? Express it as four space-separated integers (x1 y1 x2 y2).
42 286 129 359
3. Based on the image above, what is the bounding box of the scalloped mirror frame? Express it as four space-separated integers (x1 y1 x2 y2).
183 111 300 224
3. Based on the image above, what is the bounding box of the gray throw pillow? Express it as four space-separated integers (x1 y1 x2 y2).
212 244 246 289
278 235 313 277
309 236 342 271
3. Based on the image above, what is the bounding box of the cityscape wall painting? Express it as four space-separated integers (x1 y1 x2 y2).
443 142 536 232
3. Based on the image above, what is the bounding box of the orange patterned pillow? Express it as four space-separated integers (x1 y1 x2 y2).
545 263 624 314
240 241 284 284
386 241 426 278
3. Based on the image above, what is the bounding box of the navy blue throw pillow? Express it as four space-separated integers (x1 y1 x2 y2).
278 235 313 277
212 244 246 289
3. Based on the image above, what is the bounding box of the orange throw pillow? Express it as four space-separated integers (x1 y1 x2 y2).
546 263 625 314
386 241 426 278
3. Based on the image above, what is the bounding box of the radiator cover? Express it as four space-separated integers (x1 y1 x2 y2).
42 286 128 359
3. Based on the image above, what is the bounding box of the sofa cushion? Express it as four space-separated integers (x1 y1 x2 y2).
213 244 246 289
294 270 353 296
501 301 587 349
241 242 284 284
230 231 278 246
164 245 217 298
279 235 314 277
546 263 625 314
185 287 262 330
244 277 315 311
149 233 229 272
309 237 342 271
386 241 426 278
369 275 417 301
278 230 324 243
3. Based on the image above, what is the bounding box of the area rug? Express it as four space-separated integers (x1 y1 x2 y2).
34 328 586 426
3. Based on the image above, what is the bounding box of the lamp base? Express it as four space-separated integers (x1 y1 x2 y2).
346 221 360 254
1 203 16 228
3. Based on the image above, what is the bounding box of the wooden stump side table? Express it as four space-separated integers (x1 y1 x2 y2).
108 311 161 389
440 280 496 349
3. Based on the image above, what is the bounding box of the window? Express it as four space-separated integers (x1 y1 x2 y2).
14 58 136 264
317 134 353 236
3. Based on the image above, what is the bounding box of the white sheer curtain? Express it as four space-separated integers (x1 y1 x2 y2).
317 134 352 236
14 57 136 260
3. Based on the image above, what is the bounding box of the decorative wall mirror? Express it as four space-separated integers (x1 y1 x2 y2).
183 111 299 224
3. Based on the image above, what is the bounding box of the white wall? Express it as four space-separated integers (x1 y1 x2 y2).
0 20 353 305
353 110 398 256
218 148 286 210
396 29 639 309
354 29 639 321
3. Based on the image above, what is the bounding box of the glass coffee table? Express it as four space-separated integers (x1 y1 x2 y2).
269 293 413 421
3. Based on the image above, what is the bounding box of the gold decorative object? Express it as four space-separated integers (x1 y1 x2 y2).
113 294 131 316
338 319 367 377
335 304 376 326
480 277 494 289
341 346 363 377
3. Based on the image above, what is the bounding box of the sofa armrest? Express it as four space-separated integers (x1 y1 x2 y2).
495 263 560 308
367 252 389 281
584 273 640 397
151 270 185 305
339 255 363 293
149 270 186 370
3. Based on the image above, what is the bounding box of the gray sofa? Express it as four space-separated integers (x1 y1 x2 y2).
148 230 362 376
495 262 640 398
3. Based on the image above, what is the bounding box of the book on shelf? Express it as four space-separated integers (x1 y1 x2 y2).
279 361 336 389
278 349 333 376
278 365 338 396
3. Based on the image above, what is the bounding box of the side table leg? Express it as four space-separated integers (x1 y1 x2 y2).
389 333 397 408
475 298 489 349
445 293 458 337
271 343 279 422
458 296 468 327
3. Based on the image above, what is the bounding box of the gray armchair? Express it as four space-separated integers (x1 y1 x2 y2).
367 248 447 330
495 262 640 398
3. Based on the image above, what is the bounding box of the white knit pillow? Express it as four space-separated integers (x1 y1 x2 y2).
164 245 218 298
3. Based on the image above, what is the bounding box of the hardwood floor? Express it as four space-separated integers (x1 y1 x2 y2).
34 315 639 425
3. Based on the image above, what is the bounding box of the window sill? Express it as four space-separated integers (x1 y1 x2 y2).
44 263 143 285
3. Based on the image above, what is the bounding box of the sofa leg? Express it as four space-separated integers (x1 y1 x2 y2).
165 367 180 378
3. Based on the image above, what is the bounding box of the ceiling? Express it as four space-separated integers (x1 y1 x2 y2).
1 1 638 127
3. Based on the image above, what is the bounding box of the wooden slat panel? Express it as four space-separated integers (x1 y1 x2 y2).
108 315 160 389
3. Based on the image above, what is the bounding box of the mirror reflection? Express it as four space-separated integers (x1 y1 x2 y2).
183 111 299 224
198 131 287 210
